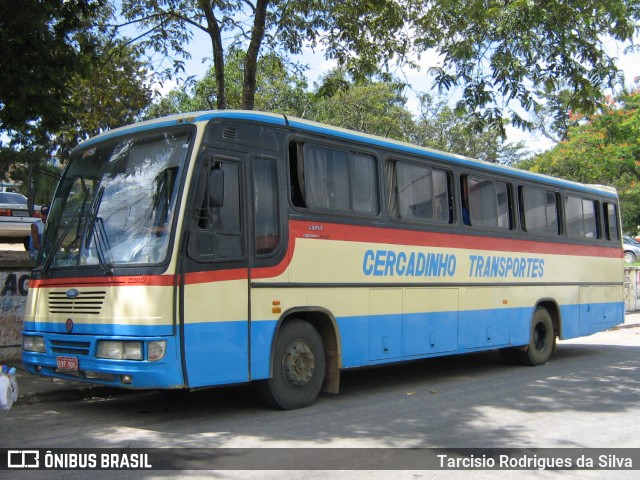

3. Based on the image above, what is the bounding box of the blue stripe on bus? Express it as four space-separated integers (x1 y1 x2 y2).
334 302 623 368
21 336 184 389
187 300 624 383
22 322 174 336
22 300 623 387
182 321 249 388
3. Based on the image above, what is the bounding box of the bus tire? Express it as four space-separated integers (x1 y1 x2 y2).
516 307 556 366
257 319 326 410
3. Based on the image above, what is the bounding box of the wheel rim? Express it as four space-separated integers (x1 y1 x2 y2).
624 252 635 263
282 339 315 388
533 321 548 352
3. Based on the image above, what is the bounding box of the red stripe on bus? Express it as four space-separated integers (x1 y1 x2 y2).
29 274 177 289
29 219 621 289
289 220 622 258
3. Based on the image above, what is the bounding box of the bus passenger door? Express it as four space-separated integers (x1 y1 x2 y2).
181 150 250 388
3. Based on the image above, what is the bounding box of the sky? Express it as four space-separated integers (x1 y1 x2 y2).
154 24 640 156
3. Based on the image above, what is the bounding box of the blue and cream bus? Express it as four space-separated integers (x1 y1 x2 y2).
22 111 624 409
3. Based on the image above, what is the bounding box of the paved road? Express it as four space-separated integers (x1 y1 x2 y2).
2 324 639 479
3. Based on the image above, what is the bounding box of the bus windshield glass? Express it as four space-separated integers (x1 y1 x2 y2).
40 127 193 271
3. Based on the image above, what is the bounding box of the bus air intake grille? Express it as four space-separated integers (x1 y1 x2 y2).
50 340 91 356
48 291 107 315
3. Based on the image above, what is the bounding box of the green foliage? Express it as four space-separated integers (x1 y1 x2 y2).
411 94 528 164
54 37 153 159
310 69 415 141
123 0 639 139
519 86 640 232
145 49 312 118
412 0 639 136
120 0 326 110
0 0 104 133
1 1 153 185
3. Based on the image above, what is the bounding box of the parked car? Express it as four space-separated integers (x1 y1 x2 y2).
0 192 43 249
623 236 640 264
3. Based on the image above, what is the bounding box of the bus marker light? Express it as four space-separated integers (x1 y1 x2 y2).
272 300 282 314
148 341 166 361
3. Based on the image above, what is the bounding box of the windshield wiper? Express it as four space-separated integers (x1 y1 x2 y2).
82 185 113 275
89 217 114 275
41 211 81 277
82 186 114 275
83 186 104 250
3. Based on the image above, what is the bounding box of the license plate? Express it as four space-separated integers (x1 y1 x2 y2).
12 211 28 217
56 356 78 371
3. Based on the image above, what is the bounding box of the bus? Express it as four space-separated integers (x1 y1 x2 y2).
22 110 625 409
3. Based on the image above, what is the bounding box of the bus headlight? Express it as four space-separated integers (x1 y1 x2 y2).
148 340 166 362
23 335 46 353
97 341 143 360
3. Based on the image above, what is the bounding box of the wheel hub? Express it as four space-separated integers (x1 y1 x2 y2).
283 339 315 387
533 322 547 351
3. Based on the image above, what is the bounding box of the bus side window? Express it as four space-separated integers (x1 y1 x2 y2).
462 174 512 229
190 160 243 260
460 176 471 225
254 158 279 255
520 186 560 235
289 141 378 214
392 161 453 223
565 195 600 240
289 142 306 208
604 202 620 241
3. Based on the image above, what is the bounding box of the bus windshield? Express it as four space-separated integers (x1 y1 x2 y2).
40 127 193 271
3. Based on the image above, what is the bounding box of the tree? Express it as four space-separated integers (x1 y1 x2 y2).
310 69 415 141
411 94 528 164
119 0 410 110
120 0 638 144
0 0 104 134
53 36 153 159
1 1 152 185
518 86 640 232
145 48 312 118
413 0 639 136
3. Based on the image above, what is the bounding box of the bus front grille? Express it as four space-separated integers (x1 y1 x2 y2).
48 291 106 315
50 339 91 356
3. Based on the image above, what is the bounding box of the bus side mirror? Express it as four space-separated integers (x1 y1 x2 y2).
208 167 225 207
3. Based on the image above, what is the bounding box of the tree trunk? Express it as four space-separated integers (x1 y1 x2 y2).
200 0 226 110
242 0 269 110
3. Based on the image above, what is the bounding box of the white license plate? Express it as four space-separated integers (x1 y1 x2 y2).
12 211 28 217
56 356 78 371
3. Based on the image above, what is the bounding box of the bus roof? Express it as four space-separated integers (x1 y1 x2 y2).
78 110 618 199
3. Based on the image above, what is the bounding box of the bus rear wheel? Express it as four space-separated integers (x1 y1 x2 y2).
257 319 326 410
516 307 556 366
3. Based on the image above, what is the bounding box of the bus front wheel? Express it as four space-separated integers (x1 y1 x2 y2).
257 319 326 410
516 307 556 366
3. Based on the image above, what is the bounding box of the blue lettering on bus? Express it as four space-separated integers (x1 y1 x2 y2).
364 250 543 279
363 249 457 277
468 254 544 278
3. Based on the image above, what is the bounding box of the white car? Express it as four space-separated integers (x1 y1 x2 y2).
0 192 43 249
623 236 640 264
